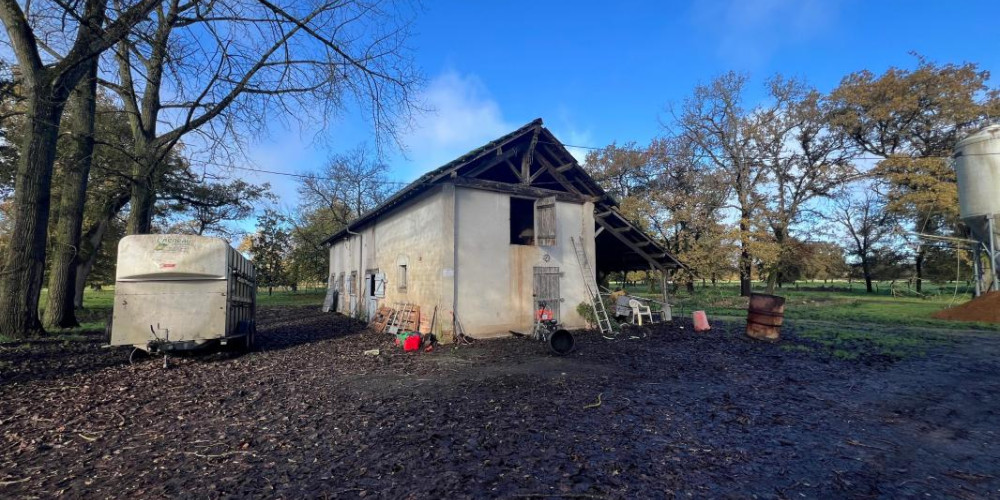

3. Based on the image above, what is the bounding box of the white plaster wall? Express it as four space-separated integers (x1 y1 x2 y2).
327 187 450 328
370 187 448 314
327 183 597 340
327 232 361 314
455 188 596 337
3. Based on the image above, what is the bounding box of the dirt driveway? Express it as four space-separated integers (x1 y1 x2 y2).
1 306 998 498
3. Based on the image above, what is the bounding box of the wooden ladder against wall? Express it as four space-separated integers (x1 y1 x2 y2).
570 236 613 335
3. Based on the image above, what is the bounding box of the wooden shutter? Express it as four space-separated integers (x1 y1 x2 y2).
374 272 386 298
535 197 556 246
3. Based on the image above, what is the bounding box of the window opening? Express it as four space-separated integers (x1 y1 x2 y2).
510 197 535 245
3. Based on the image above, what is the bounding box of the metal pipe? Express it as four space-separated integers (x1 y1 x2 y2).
452 183 460 337
973 245 982 297
346 225 362 316
990 215 999 292
906 231 980 245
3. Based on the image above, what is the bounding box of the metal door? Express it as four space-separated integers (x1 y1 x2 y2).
533 266 561 321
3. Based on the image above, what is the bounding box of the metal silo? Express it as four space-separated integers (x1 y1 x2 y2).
953 124 1000 293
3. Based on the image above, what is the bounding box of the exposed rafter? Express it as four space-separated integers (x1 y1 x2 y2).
521 126 541 185
466 147 520 178
555 162 575 173
506 160 522 180
596 217 665 271
453 177 594 204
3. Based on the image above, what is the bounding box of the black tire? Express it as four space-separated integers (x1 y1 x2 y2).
243 321 256 352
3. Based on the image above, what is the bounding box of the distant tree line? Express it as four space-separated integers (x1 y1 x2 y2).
585 57 1000 296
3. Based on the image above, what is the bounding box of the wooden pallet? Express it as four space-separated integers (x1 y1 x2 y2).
386 304 419 334
371 306 394 334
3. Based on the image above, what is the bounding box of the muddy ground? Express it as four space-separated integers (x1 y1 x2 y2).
1 306 998 498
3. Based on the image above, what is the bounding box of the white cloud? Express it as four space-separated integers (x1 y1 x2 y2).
394 69 595 176
691 0 842 67
397 70 515 176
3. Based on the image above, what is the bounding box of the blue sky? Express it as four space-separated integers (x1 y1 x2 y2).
240 0 1000 213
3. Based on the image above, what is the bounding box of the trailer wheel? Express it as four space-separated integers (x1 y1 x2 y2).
234 320 256 352
243 321 256 352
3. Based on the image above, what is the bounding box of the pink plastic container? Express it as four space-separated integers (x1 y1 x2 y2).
693 310 710 332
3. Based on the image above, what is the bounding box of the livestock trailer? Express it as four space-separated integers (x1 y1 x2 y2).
110 234 256 352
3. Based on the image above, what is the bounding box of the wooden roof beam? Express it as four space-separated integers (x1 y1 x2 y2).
534 152 585 196
521 126 541 185
453 177 594 204
536 143 602 197
505 159 522 180
596 217 668 271
465 146 520 178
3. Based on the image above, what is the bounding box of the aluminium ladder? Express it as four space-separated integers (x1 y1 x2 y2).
570 237 613 335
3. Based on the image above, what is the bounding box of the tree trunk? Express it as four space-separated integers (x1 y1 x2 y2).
0 90 65 338
862 256 874 293
44 62 98 329
73 193 130 308
127 171 157 234
765 226 786 295
915 245 925 293
738 217 752 297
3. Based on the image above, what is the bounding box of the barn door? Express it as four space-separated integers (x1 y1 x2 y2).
533 266 561 322
365 270 382 321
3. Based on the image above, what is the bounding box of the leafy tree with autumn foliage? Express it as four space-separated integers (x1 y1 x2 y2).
584 139 734 292
645 137 733 291
828 56 1000 291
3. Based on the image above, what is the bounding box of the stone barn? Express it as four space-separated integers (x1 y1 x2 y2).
323 119 683 340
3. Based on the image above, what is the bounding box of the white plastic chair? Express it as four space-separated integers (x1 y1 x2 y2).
629 299 653 325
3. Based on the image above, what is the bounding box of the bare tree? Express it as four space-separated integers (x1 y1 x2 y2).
0 0 160 337
828 184 897 293
102 0 420 234
298 144 394 226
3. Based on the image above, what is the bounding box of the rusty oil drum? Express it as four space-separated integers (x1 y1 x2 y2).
746 293 786 341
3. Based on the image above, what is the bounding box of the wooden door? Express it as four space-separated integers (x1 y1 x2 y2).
533 266 561 321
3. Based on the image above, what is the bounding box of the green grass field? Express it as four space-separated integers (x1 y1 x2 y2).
54 287 328 310
616 279 997 360
10 288 328 342
622 280 997 331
